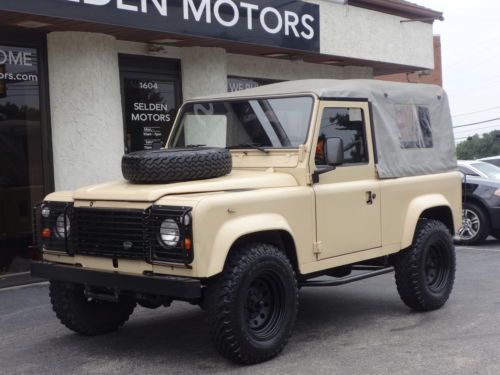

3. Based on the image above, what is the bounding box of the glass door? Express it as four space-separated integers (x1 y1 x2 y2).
119 55 181 153
0 44 45 276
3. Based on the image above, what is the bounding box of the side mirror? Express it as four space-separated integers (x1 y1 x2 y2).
325 137 344 166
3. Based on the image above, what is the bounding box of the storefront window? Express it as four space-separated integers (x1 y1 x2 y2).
0 45 44 275
228 76 280 92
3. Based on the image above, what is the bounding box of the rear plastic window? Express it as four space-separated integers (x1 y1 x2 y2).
395 105 433 149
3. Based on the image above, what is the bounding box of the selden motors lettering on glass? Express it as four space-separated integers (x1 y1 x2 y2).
0 0 320 52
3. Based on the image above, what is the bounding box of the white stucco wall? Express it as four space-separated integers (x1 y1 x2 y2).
180 47 228 100
47 32 124 191
117 41 373 100
228 54 373 81
307 0 434 69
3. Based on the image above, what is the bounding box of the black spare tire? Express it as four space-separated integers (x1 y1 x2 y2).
122 147 232 184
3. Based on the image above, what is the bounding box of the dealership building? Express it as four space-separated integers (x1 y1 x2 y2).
0 0 442 279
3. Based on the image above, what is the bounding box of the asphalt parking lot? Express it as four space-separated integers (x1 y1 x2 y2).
1 239 499 375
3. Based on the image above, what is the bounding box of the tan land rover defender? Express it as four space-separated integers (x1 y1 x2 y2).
32 80 461 365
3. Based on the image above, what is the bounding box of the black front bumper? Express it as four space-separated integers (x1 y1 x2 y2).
31 261 202 299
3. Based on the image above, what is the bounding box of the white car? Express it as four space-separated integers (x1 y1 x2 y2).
480 155 500 168
458 160 500 180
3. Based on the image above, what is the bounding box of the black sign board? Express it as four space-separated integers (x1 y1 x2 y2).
0 0 320 53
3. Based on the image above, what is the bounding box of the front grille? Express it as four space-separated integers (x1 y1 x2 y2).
70 206 193 264
72 208 148 259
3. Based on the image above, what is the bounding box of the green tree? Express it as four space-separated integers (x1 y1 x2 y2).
456 130 500 159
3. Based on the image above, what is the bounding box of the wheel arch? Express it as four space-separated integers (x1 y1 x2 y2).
228 230 299 275
205 214 299 278
463 196 490 222
401 194 457 249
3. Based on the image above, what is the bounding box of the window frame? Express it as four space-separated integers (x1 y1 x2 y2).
168 94 317 151
316 105 370 167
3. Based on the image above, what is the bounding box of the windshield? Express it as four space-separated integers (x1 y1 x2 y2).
471 162 500 179
169 97 314 149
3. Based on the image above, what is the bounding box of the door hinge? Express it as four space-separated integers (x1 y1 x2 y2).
313 241 323 255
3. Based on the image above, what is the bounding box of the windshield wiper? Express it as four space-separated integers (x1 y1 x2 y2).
227 143 270 154
184 144 207 148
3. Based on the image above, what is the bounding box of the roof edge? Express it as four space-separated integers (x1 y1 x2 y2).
348 0 444 22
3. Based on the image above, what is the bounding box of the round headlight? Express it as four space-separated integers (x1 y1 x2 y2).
41 206 51 218
55 214 70 239
159 219 180 247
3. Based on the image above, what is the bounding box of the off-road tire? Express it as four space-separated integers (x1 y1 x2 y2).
455 202 490 246
392 219 456 312
121 147 232 184
49 281 136 336
205 243 298 365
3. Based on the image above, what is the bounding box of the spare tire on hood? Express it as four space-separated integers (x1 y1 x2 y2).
122 147 232 184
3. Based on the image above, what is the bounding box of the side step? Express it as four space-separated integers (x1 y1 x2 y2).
300 266 394 288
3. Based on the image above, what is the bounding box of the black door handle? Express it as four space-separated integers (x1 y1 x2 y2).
366 191 377 205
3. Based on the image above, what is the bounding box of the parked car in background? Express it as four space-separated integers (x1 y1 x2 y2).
458 160 500 180
456 161 500 244
480 155 500 168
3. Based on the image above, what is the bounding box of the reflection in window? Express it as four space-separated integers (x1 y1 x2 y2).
0 45 44 275
395 104 433 149
172 97 313 149
317 108 368 164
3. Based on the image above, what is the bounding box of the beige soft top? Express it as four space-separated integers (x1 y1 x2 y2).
195 79 445 101
194 79 457 179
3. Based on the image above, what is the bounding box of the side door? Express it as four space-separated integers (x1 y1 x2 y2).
313 101 381 260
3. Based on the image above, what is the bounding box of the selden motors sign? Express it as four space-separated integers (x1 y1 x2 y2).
0 0 320 52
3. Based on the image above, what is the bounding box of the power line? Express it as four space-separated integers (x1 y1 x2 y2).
454 122 500 132
453 106 500 117
453 117 500 129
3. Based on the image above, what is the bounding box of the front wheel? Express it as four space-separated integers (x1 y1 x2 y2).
392 219 456 312
205 243 298 365
49 281 136 336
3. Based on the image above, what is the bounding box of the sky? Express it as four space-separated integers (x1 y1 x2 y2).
414 0 500 143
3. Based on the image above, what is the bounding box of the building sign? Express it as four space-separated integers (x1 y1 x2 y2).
123 78 178 152
0 46 39 99
0 0 320 52
228 76 280 92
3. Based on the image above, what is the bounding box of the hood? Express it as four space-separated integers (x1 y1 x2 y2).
72 169 298 202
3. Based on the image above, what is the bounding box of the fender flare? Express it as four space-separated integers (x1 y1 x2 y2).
205 213 295 277
401 194 454 249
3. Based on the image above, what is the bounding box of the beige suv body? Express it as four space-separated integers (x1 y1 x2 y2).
32 80 461 364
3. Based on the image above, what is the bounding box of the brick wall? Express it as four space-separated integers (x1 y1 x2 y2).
376 35 442 86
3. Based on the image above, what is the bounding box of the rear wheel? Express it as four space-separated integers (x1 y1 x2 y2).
456 202 490 245
49 281 136 336
392 219 456 311
205 243 298 365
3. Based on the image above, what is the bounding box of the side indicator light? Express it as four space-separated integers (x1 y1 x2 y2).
183 237 192 251
41 228 51 239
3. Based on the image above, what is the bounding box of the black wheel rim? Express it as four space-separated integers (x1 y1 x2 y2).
244 270 286 342
424 239 451 293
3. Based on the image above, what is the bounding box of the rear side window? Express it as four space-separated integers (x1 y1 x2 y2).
318 107 368 164
395 105 433 149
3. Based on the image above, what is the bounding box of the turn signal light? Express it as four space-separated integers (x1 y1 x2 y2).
183 237 192 251
41 228 51 239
